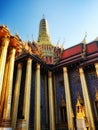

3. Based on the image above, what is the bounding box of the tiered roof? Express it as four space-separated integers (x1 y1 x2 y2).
1 20 98 70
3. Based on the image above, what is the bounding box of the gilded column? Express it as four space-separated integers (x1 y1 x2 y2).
79 67 95 130
0 37 10 102
34 63 41 130
0 59 9 119
12 63 22 130
48 71 55 130
63 67 74 130
2 47 16 127
95 63 98 77
23 58 32 130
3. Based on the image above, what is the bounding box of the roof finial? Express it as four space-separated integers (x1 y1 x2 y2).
14 27 20 39
85 32 87 39
27 34 30 42
32 34 34 42
14 26 18 35
56 39 60 48
81 32 87 44
61 38 65 50
83 32 87 44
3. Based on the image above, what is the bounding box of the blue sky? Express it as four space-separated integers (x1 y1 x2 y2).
0 0 98 48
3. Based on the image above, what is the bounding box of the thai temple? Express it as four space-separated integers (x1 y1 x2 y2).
0 17 98 130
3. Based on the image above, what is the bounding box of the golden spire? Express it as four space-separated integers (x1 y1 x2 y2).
37 16 51 44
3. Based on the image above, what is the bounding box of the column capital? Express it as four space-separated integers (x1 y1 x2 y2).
63 67 67 73
48 71 52 77
8 45 16 50
8 46 16 53
26 58 32 64
36 63 40 70
27 57 32 61
95 63 98 69
79 67 84 74
1 36 10 47
95 63 98 77
7 47 16 60
17 63 23 69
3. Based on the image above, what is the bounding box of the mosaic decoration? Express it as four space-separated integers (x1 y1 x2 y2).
30 69 35 126
40 72 46 125
55 71 65 123
85 66 98 119
68 67 83 114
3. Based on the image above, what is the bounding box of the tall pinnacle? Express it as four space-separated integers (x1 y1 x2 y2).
38 17 51 44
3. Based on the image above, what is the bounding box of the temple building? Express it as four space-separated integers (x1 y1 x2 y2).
0 17 98 130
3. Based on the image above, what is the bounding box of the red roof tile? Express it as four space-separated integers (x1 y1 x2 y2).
61 44 82 59
86 42 98 54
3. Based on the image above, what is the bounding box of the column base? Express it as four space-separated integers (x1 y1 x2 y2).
0 119 12 128
0 128 12 130
0 119 12 130
16 119 27 130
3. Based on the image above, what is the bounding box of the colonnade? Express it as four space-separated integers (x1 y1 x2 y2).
0 35 55 130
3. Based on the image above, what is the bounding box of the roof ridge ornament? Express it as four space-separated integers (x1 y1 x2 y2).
61 39 65 50
14 26 18 35
56 39 60 48
32 34 34 42
81 32 87 44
